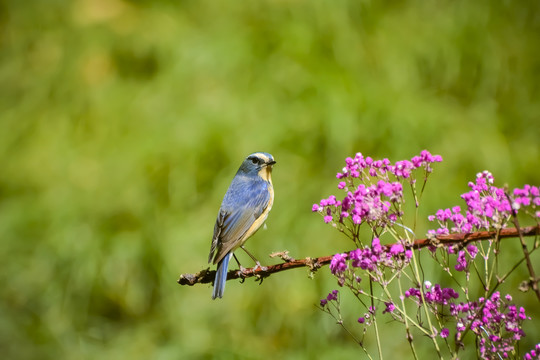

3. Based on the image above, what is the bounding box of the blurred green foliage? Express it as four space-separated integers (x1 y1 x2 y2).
0 0 539 358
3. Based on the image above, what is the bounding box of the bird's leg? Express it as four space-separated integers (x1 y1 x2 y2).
240 246 267 271
233 253 243 268
233 253 248 280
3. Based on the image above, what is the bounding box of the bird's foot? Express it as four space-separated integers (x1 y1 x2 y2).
253 261 268 272
240 265 251 275
253 262 268 285
237 265 250 283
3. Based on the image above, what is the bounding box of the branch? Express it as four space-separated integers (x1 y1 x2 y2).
177 225 540 286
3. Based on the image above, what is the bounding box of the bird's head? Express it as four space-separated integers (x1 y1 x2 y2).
238 152 276 180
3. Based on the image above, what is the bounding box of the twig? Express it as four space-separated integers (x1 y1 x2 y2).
505 192 540 301
177 225 540 286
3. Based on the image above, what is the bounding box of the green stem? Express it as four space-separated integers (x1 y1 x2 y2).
409 247 443 359
370 278 384 360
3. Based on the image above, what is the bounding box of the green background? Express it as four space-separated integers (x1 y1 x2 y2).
1 0 538 358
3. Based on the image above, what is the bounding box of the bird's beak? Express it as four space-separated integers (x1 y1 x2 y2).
267 160 276 166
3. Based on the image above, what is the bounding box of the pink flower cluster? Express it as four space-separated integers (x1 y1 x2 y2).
329 238 413 277
329 253 348 275
313 151 442 229
405 284 460 306
454 244 479 272
405 286 531 358
449 292 530 359
313 181 403 226
319 289 339 308
524 343 540 360
428 171 540 235
335 150 442 181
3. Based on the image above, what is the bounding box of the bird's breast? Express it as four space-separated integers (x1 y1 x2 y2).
257 166 273 183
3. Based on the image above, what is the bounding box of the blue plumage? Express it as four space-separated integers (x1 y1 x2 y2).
212 253 231 300
208 152 276 299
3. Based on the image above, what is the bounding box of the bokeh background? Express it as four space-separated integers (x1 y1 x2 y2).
1 0 539 358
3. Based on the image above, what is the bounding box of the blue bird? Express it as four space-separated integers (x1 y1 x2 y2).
208 152 276 299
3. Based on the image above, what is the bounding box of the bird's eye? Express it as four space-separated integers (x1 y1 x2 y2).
250 157 259 165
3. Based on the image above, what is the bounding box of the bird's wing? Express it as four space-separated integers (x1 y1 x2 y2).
208 179 270 264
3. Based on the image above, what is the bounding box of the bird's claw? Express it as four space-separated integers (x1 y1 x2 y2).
237 265 249 283
235 263 268 284
252 262 268 285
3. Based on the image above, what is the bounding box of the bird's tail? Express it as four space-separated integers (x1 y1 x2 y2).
212 253 232 300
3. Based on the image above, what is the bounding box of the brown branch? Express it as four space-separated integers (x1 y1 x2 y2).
177 225 540 286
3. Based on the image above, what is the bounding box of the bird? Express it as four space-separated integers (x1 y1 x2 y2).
208 152 276 299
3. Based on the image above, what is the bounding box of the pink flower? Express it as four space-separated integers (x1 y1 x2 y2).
389 243 404 256
330 253 348 275
440 328 449 338
383 302 395 314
